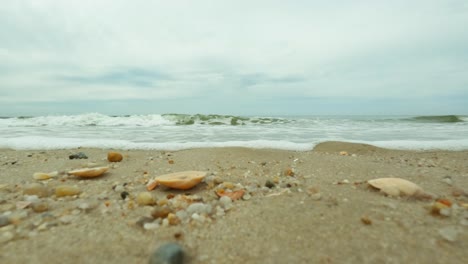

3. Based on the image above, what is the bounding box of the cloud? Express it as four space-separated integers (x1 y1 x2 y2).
0 0 467 114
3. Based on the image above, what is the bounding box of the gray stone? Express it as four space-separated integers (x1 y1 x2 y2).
69 152 88 160
0 215 10 227
149 243 185 264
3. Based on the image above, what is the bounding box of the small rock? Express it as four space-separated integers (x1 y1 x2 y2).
167 213 180 225
137 192 155 206
55 185 81 197
242 193 252 200
120 191 130 200
151 207 171 219
442 176 453 186
439 226 458 242
0 231 14 244
265 180 275 189
187 203 212 215
151 243 184 263
0 215 10 227
59 215 75 225
107 152 123 162
144 222 160 230
69 152 88 160
31 202 49 213
284 168 295 176
136 216 154 228
23 183 50 198
219 196 232 209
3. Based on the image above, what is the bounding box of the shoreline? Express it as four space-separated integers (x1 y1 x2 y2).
1 142 467 263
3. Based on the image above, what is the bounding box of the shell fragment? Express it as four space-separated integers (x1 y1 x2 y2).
147 171 206 190
33 171 58 180
368 177 431 198
68 167 109 178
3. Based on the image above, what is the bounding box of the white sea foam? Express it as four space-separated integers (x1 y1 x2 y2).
0 137 315 151
1 113 467 151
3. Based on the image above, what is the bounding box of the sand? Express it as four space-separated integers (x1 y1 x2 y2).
0 141 467 263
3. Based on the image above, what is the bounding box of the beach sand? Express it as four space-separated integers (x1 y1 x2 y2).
0 142 467 263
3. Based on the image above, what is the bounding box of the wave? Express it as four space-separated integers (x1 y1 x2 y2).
404 115 465 123
0 113 291 127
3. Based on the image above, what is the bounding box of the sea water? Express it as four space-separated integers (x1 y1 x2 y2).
1 113 467 151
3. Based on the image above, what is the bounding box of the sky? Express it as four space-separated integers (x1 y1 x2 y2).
0 0 467 116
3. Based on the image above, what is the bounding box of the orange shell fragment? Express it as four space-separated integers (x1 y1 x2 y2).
68 167 109 178
146 171 206 190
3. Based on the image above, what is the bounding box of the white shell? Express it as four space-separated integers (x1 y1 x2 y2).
368 178 426 197
68 167 109 178
33 171 58 180
147 171 206 190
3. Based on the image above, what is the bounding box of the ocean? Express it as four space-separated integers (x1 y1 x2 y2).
1 113 467 151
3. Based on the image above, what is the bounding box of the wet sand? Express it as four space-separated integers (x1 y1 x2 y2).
0 142 467 263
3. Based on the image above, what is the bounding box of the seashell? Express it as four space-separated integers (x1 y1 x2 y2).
368 178 430 198
33 171 58 180
146 171 206 190
68 167 109 178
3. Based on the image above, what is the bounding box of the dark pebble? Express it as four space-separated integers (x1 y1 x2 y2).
69 152 88 160
265 180 275 189
121 191 130 200
149 243 185 264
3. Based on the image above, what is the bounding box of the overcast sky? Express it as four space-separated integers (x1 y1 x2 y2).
1 0 467 116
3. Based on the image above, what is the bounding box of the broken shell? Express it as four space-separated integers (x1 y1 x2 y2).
147 171 206 190
33 171 58 180
216 189 245 200
368 178 430 198
68 167 109 178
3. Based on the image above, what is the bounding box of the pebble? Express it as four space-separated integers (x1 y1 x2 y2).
136 216 154 228
107 152 123 162
59 215 76 225
137 192 155 206
219 196 232 209
120 191 130 200
441 176 453 186
55 185 81 197
0 215 10 227
0 231 14 244
31 202 49 213
438 226 458 242
310 193 322 201
144 222 160 230
149 243 185 264
151 207 171 219
265 180 275 189
186 203 212 215
23 183 50 198
242 193 252 200
69 152 88 159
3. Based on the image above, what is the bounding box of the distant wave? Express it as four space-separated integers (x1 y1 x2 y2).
0 113 291 127
404 115 466 123
161 113 289 126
